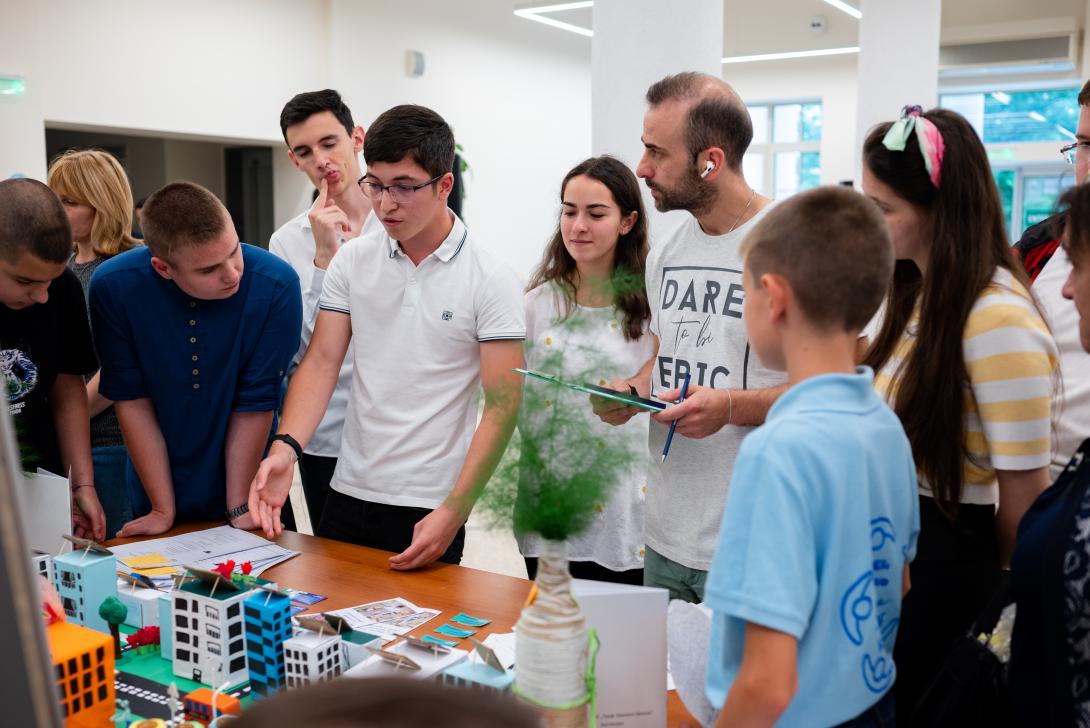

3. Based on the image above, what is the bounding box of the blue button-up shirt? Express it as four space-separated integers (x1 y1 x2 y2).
89 244 302 521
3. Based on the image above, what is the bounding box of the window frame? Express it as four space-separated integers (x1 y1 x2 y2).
745 98 823 199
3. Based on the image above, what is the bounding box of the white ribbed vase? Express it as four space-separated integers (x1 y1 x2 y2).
514 538 590 727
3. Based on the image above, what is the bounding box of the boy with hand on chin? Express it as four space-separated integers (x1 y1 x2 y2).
271 89 382 529
704 186 918 727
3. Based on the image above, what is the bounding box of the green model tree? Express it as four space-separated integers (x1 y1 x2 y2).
474 274 646 725
98 596 128 659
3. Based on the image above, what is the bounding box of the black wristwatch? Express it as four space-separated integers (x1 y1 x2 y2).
270 433 303 462
227 503 250 521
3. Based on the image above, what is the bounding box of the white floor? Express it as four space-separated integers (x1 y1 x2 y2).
287 467 528 579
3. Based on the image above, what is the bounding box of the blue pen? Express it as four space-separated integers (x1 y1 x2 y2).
661 374 691 463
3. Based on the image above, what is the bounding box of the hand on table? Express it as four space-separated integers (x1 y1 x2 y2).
389 504 464 571
249 446 295 538
651 384 732 439
116 507 174 539
230 510 259 531
590 378 643 426
71 486 106 542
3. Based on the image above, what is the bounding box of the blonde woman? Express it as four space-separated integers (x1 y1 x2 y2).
48 149 141 537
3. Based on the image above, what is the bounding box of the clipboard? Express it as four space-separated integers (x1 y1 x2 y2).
515 369 667 412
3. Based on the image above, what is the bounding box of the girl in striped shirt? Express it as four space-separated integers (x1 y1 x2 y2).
860 106 1058 723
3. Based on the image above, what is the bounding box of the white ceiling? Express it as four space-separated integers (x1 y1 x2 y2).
520 0 1085 56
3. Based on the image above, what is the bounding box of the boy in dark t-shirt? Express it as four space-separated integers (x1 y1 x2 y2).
0 178 105 541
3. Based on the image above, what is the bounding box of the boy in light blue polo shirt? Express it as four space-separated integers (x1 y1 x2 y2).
703 187 919 727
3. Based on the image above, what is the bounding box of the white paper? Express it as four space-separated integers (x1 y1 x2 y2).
324 597 440 639
21 470 72 554
110 525 298 586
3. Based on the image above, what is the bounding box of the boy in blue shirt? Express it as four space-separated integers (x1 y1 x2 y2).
704 186 919 727
90 182 301 537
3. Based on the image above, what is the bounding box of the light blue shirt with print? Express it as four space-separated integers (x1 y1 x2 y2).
704 368 919 727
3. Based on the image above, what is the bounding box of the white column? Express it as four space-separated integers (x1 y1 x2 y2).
592 0 723 238
0 2 46 180
1081 0 1090 81
855 0 942 166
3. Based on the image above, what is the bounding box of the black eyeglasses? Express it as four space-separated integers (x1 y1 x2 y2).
357 174 443 203
1060 141 1090 165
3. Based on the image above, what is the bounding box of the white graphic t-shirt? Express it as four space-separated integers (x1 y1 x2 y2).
643 207 786 571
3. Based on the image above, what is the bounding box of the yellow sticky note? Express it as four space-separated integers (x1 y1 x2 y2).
133 566 180 577
121 553 170 569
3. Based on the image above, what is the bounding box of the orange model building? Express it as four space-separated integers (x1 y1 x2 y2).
183 687 241 725
46 620 115 728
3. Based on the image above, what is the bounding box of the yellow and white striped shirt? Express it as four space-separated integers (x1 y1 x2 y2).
875 268 1058 505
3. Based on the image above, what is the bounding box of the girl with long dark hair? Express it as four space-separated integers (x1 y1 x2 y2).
519 155 653 584
861 106 1057 722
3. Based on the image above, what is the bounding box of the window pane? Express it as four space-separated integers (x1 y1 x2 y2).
800 103 823 141
749 105 769 145
743 153 765 195
941 87 1078 143
773 104 801 143
775 152 801 198
992 169 1015 236
1022 171 1074 232
799 151 821 190
941 93 985 138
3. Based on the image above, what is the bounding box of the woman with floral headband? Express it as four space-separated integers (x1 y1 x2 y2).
861 106 1057 721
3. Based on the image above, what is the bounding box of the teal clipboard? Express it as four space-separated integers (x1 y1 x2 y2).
514 368 667 412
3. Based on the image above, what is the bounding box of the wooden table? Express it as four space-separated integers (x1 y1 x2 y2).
109 523 696 726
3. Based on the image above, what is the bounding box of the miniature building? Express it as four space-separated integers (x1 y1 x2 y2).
321 612 379 669
339 629 381 669
283 629 342 688
52 547 118 634
33 551 53 583
439 639 514 693
182 687 241 724
117 579 161 629
440 661 516 692
244 589 293 699
46 620 115 728
158 592 173 662
171 578 250 688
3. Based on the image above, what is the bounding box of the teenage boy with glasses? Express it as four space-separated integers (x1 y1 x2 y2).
250 104 525 570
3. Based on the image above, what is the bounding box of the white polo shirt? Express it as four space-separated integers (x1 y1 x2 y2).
269 209 382 458
318 211 525 508
1035 246 1090 480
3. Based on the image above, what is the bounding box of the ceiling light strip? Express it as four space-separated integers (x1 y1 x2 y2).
821 0 862 20
722 46 860 64
514 1 594 37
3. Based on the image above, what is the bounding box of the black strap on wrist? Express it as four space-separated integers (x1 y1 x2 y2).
270 433 303 462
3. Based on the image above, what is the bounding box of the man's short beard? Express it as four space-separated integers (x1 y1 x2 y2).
649 167 717 215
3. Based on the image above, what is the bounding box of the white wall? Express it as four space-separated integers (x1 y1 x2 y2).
37 0 328 144
726 55 860 187
0 1 48 179
328 0 591 278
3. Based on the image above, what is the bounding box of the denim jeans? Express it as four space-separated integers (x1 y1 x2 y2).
643 545 707 603
92 444 132 538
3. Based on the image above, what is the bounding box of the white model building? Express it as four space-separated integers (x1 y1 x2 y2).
283 629 342 688
171 573 250 688
32 551 53 583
